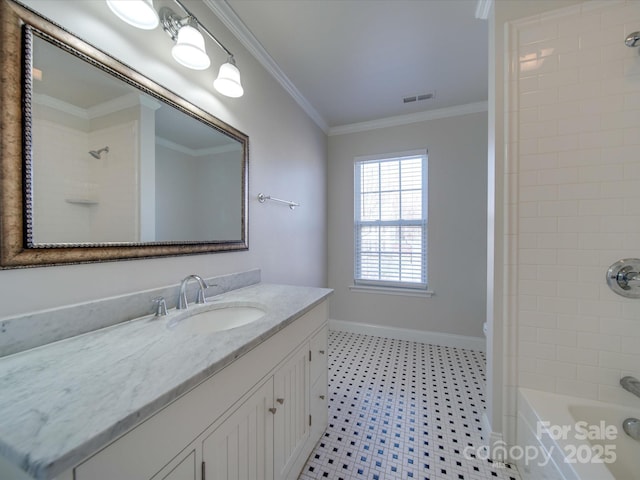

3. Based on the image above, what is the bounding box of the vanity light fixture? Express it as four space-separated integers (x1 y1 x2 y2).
106 0 243 97
106 0 159 30
213 56 243 98
164 15 211 70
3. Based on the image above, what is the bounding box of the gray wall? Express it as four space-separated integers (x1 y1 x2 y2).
328 111 488 337
0 1 327 318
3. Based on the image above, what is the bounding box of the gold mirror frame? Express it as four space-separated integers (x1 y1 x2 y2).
0 0 249 268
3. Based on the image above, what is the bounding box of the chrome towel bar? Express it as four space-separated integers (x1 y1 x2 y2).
257 193 299 210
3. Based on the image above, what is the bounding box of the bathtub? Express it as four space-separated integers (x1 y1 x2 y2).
516 388 640 480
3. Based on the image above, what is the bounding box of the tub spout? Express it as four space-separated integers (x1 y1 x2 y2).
623 418 640 441
620 376 640 399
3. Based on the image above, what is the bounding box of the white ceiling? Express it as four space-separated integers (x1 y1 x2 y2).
220 0 489 131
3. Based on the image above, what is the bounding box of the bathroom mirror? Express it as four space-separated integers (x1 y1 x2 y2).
0 0 249 268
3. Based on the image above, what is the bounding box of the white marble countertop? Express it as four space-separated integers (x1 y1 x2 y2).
0 283 332 480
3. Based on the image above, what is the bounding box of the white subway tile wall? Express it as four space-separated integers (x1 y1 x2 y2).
32 115 138 243
507 0 640 406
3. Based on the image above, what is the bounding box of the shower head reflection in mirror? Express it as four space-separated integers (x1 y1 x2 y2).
88 146 109 159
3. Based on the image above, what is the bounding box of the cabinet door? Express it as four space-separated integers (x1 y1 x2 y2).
273 344 310 479
202 378 274 480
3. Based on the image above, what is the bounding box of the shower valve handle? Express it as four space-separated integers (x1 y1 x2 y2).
616 267 640 289
607 259 640 298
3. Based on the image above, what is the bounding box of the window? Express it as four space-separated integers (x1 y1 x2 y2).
354 151 428 292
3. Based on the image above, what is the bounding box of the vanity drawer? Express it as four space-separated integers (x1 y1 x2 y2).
310 370 328 441
309 325 328 383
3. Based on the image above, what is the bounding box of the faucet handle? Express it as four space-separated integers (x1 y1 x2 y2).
196 282 218 304
152 296 168 317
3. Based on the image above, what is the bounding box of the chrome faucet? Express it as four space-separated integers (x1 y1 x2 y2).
620 376 640 399
177 274 208 310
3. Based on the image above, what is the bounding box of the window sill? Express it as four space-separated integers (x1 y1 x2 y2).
349 284 434 298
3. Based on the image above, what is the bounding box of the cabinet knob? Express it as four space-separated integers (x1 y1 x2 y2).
268 407 277 414
276 398 285 405
319 395 325 400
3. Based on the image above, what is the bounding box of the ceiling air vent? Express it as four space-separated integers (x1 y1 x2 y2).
403 91 435 104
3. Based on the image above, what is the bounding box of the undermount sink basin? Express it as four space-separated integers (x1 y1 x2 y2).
167 303 266 334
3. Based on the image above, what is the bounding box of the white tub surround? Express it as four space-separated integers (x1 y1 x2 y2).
0 283 332 480
517 388 640 480
489 0 640 451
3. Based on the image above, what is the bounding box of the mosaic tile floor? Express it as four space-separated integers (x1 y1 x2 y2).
299 331 521 480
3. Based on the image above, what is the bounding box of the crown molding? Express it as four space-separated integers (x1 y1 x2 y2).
328 101 488 136
203 0 329 133
33 93 88 118
156 136 241 157
32 92 157 120
87 93 160 119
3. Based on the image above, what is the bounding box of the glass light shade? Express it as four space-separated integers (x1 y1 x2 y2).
171 25 211 70
106 0 159 30
213 61 244 98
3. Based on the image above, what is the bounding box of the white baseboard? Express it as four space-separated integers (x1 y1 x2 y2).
481 412 510 463
481 412 504 451
329 319 486 352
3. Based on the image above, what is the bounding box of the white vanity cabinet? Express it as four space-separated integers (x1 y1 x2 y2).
72 301 328 480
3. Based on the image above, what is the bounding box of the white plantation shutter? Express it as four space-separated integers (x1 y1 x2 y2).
354 152 428 290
